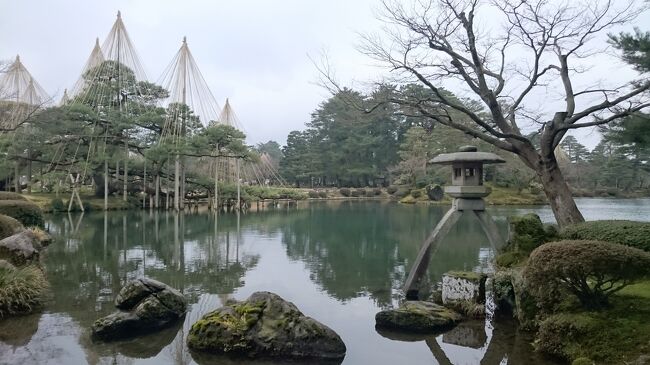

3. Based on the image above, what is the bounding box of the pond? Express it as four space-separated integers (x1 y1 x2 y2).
1 198 648 365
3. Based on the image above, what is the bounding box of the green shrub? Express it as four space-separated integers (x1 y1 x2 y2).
372 188 382 196
411 189 422 198
339 188 351 197
0 192 27 201
354 188 366 197
524 240 650 310
492 268 538 329
308 190 319 198
386 186 398 195
0 265 48 318
425 184 444 201
495 251 527 268
50 198 65 212
0 215 23 240
571 358 594 365
536 313 597 360
507 214 553 253
318 191 327 198
0 200 44 228
561 220 650 252
350 189 360 197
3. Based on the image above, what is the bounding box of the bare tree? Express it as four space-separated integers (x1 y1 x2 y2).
351 0 650 227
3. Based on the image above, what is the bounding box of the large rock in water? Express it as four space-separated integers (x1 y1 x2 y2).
187 291 346 361
375 301 462 333
0 230 41 266
92 278 187 341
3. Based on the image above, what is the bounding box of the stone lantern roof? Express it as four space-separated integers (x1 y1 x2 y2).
429 146 505 165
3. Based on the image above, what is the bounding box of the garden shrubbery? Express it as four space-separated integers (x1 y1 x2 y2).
0 200 44 228
318 190 327 198
350 189 360 197
0 192 28 201
561 220 650 252
524 240 650 309
507 214 556 253
410 189 422 198
386 186 398 195
0 264 48 318
50 198 65 212
339 188 351 197
372 188 382 196
354 188 366 197
308 190 320 198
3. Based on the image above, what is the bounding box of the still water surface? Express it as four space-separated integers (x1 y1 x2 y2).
1 198 648 365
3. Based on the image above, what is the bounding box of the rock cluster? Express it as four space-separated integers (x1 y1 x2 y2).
92 278 187 341
187 291 346 361
0 229 50 266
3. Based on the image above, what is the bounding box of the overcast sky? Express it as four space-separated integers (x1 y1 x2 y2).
1 0 648 149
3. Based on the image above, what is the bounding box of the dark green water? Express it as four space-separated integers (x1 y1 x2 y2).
1 199 648 365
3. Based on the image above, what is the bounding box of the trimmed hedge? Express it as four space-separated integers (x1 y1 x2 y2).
354 188 366 197
339 188 351 197
0 192 28 201
0 201 44 228
318 191 327 198
524 240 650 309
561 220 650 252
0 214 23 240
411 189 422 198
308 190 320 198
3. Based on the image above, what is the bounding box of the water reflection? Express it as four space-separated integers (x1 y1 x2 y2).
0 201 581 365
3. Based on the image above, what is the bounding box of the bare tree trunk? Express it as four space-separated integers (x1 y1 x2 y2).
536 159 584 227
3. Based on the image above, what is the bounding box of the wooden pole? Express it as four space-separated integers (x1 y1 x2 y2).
104 159 108 211
236 158 241 211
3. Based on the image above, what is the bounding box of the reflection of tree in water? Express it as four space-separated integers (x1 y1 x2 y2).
279 201 505 307
41 210 260 363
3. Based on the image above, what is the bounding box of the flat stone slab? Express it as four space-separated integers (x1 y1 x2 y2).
375 301 462 333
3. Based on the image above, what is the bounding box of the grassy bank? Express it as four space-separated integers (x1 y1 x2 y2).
25 193 134 213
397 184 547 205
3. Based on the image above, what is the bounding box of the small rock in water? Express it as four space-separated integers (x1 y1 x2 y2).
375 301 462 333
91 278 187 341
187 291 346 361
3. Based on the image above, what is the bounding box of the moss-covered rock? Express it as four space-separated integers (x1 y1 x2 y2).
188 291 346 360
561 220 650 252
92 278 187 341
0 200 44 228
0 214 24 240
492 268 538 329
375 301 462 332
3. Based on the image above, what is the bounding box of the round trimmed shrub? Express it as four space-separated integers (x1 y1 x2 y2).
524 240 650 309
394 188 410 198
0 214 23 240
350 189 360 197
318 191 327 198
339 188 351 197
386 186 398 195
0 201 44 228
354 188 366 197
308 190 319 198
507 214 553 253
561 220 650 252
50 198 65 212
411 189 422 198
0 192 27 201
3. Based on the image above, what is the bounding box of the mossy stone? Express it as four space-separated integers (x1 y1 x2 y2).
375 301 462 332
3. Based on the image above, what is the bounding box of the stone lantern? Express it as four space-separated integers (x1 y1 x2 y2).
403 146 506 299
